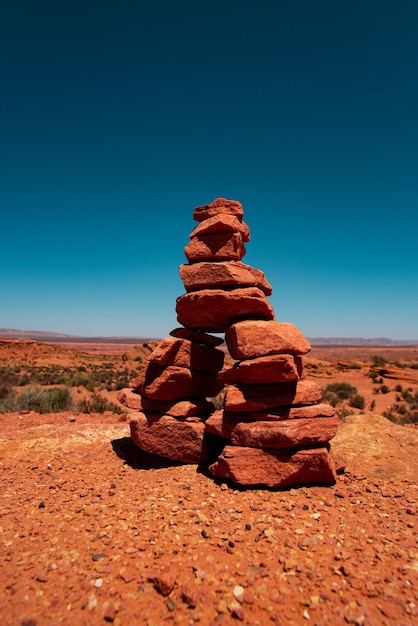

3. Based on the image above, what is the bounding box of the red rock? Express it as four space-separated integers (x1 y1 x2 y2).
141 397 215 417
130 413 208 463
179 261 272 295
205 404 336 437
225 320 311 359
189 214 250 242
209 445 337 487
218 354 304 385
229 416 338 448
116 388 142 410
151 567 177 595
176 287 275 332
132 364 222 400
184 232 246 263
169 327 224 346
148 336 224 373
224 380 322 412
193 198 244 222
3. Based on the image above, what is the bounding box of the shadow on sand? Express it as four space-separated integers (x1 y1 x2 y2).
111 436 183 470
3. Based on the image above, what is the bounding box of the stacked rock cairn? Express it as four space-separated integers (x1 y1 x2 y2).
125 198 338 488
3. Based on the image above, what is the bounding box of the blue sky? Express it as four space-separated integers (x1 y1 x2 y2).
1 1 417 339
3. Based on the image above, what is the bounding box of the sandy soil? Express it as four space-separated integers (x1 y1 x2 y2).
0 341 417 625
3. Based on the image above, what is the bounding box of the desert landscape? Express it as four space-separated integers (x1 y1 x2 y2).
0 336 417 625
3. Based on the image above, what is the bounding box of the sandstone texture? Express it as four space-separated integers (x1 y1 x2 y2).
116 387 142 410
218 354 304 384
148 336 224 373
192 197 244 221
228 416 338 448
209 445 337 487
184 232 246 263
224 380 323 412
140 397 215 418
189 214 250 242
130 412 208 463
176 287 275 332
132 364 222 401
226 319 312 359
179 260 272 294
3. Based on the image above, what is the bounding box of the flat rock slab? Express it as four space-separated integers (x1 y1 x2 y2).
218 354 304 385
193 197 244 222
226 320 311 359
224 380 323 412
132 364 222 400
179 261 272 294
176 287 275 333
148 336 225 373
229 416 338 448
169 327 224 347
205 403 337 437
130 412 208 463
189 214 250 242
184 232 246 263
209 445 337 487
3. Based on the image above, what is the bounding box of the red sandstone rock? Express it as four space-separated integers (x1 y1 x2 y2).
205 404 336 437
229 416 338 448
218 354 304 385
148 336 224 373
189 214 250 242
176 287 275 332
209 445 337 487
130 413 208 463
141 397 215 417
132 363 222 400
193 198 244 222
179 261 272 295
184 232 246 263
117 388 142 410
224 380 322 412
169 327 224 347
226 320 311 359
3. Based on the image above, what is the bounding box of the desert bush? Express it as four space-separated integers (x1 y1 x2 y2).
369 400 376 411
336 406 354 420
379 385 390 394
372 356 387 367
76 393 122 414
336 362 361 371
0 387 73 413
369 370 379 383
383 403 418 425
409 363 418 370
402 389 414 403
349 394 365 409
0 383 13 401
394 384 403 393
323 382 358 403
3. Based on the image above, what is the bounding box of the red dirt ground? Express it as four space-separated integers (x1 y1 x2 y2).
0 341 417 625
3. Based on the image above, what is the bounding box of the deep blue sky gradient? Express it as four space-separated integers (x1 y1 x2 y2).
1 1 417 339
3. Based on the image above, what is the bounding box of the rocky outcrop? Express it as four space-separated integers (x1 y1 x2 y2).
123 197 337 488
209 445 337 488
